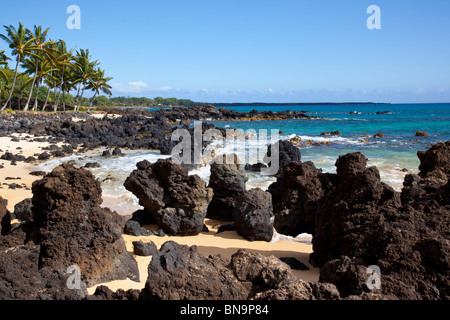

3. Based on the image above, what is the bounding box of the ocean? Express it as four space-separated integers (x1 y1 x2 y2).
39 103 450 216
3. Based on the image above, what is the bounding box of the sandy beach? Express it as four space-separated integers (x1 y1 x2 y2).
0 134 64 211
0 131 319 296
87 219 319 295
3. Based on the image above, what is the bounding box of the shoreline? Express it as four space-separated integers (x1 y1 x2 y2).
0 122 319 296
0 108 449 301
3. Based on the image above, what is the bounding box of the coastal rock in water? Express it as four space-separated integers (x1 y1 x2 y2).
417 141 450 178
415 131 430 137
207 154 246 221
124 159 213 236
32 163 139 287
140 241 249 300
373 133 385 139
233 189 274 242
244 162 268 172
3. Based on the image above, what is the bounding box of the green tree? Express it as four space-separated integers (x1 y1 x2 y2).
23 25 51 111
53 40 75 112
0 50 9 83
72 49 98 112
86 68 113 111
0 23 36 110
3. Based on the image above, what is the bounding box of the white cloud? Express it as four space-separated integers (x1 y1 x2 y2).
112 81 148 94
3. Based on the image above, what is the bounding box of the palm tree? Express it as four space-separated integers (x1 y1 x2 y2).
0 23 36 110
32 56 57 111
51 40 74 112
72 49 98 112
87 68 113 111
0 50 9 83
23 25 51 111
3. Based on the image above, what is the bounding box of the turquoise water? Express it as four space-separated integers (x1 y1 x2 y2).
209 103 450 189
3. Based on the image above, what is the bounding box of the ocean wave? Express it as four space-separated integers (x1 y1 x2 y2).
285 134 365 146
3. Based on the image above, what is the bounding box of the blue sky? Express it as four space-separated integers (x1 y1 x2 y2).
1 0 450 103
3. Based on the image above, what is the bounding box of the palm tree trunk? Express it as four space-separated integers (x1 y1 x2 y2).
62 89 66 112
23 77 37 112
24 63 39 112
1 57 20 111
54 72 64 112
42 85 51 112
74 82 82 112
32 79 41 112
55 86 62 112
88 92 98 112
77 82 86 112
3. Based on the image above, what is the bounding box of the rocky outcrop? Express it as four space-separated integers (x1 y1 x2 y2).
207 154 246 221
139 242 338 300
31 163 139 287
124 159 213 236
0 245 86 300
140 241 249 300
269 161 330 236
270 141 450 300
266 140 301 175
415 131 430 137
0 196 11 236
13 198 33 223
233 189 274 242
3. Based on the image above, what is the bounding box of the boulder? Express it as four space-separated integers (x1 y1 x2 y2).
31 163 139 287
139 242 329 301
269 141 450 300
207 154 246 221
373 133 385 139
269 161 329 236
124 159 213 236
13 198 33 222
0 196 11 236
233 189 274 242
84 162 101 169
230 249 293 287
415 131 430 137
265 140 301 175
140 241 249 300
123 220 150 236
255 280 340 300
0 245 87 300
132 241 157 257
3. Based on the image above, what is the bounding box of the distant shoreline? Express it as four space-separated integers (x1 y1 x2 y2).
210 102 391 107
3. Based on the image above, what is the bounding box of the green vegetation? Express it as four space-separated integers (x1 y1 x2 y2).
109 96 197 108
0 23 201 112
0 23 113 112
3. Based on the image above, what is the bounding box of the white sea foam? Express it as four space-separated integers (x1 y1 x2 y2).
271 232 313 245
